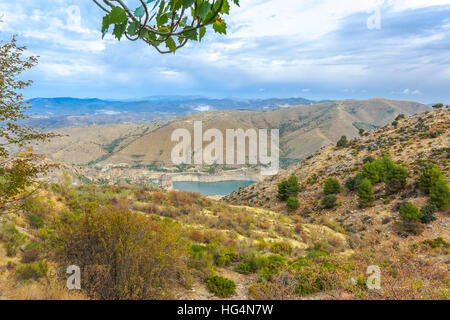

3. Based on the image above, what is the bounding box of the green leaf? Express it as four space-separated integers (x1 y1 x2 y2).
134 6 145 18
109 7 128 24
213 20 226 34
113 22 127 40
127 21 140 35
165 37 177 52
221 0 230 15
182 0 195 9
156 13 169 27
198 2 210 21
102 15 111 34
199 26 206 41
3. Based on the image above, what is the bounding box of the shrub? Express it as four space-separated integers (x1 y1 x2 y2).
324 178 340 195
336 136 348 147
28 215 44 229
345 173 364 191
418 164 443 194
423 237 449 248
15 261 48 282
207 275 236 298
363 155 375 164
0 223 25 257
269 242 293 256
286 196 300 211
386 166 408 193
277 176 300 201
21 249 40 263
357 178 375 208
395 114 405 120
399 203 423 222
432 103 444 109
430 177 450 210
322 194 337 209
52 207 188 300
420 204 437 224
236 262 253 275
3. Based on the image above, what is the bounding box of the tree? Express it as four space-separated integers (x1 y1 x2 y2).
336 136 348 147
321 194 337 209
430 177 450 210
386 165 408 193
420 203 437 224
92 0 240 54
323 178 340 195
345 172 364 191
418 164 443 194
357 178 375 208
432 103 444 109
399 203 423 222
359 128 365 136
286 196 300 211
277 175 300 201
0 37 57 215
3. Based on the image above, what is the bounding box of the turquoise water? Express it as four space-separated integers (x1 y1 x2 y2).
173 180 256 196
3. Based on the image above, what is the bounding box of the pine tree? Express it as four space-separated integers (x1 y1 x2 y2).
357 178 375 208
430 177 450 210
324 178 340 195
418 164 443 194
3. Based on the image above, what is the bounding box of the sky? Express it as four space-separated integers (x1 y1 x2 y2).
0 0 449 103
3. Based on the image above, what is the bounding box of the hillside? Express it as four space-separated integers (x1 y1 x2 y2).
35 98 429 169
1 107 448 301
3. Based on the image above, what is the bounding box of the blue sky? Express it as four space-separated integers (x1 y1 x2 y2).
1 0 449 103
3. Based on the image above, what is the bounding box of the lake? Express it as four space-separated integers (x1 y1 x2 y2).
173 180 256 196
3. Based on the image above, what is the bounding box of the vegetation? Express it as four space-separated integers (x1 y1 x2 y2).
430 177 450 209
321 194 337 209
399 203 423 222
277 175 300 201
420 203 437 224
207 275 236 298
94 0 240 53
336 136 348 147
357 178 375 208
323 178 340 195
286 196 300 211
418 164 443 194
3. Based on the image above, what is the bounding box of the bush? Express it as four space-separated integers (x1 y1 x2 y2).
432 103 444 109
270 242 293 256
277 176 300 201
15 261 48 282
52 207 188 300
324 178 340 195
399 203 423 222
0 223 25 257
322 194 337 209
286 196 300 211
207 275 236 298
357 178 375 208
386 166 408 193
336 136 348 147
420 203 437 224
395 114 405 121
236 262 252 275
345 173 364 191
28 215 44 229
418 164 443 194
430 177 450 210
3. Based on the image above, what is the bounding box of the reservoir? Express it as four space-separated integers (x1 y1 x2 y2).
173 180 256 196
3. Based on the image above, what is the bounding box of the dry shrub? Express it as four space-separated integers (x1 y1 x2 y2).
149 191 166 204
10 282 87 300
168 190 200 207
51 207 188 300
188 229 205 243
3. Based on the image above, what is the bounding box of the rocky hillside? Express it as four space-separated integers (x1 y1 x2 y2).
35 98 429 168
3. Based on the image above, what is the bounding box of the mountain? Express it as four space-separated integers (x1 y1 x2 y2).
25 96 318 129
35 98 430 169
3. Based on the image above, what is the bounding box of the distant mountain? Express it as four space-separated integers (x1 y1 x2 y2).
26 96 318 128
35 98 430 167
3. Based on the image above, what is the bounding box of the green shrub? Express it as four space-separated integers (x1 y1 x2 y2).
277 175 300 201
28 215 44 229
345 173 364 191
324 178 340 195
15 261 48 282
0 223 25 257
357 178 375 208
321 194 337 209
430 177 450 210
207 275 236 298
418 164 443 194
423 237 449 248
399 203 423 222
386 166 408 193
286 196 300 211
336 136 348 147
420 203 437 224
270 242 293 256
432 103 444 109
236 262 252 275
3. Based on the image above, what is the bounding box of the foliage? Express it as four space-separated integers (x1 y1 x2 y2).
345 173 364 191
432 103 444 109
321 194 337 209
51 206 188 299
277 175 300 201
323 178 340 195
0 37 57 215
357 178 375 208
207 275 236 298
430 177 450 210
399 203 423 222
0 223 25 257
286 196 300 211
94 0 240 53
420 203 437 224
418 164 443 194
386 165 408 193
15 261 48 282
336 136 348 147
